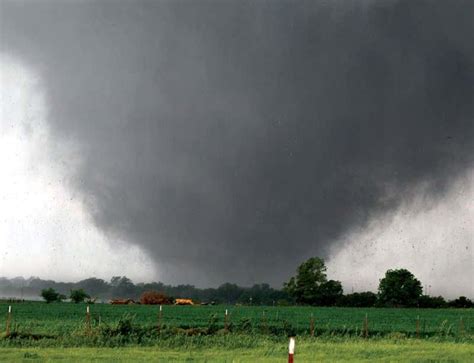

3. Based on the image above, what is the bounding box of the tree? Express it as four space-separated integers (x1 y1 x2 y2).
418 295 447 308
284 257 329 304
70 289 90 303
378 269 422 307
40 288 63 303
215 283 242 304
238 283 290 306
316 280 343 306
140 291 171 305
448 296 474 308
110 276 137 298
338 292 377 307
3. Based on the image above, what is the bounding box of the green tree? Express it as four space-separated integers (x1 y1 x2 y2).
40 288 63 303
378 269 422 307
70 289 90 303
284 257 328 304
316 280 343 306
448 296 473 308
418 295 447 308
338 292 377 307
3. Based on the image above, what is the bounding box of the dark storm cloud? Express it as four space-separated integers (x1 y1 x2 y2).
1 0 473 286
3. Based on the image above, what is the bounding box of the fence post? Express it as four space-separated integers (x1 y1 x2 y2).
5 305 12 336
224 309 229 332
86 305 91 332
310 313 315 337
288 337 295 363
363 313 368 338
158 305 163 331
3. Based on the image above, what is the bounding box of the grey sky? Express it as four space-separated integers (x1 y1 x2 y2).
1 0 473 289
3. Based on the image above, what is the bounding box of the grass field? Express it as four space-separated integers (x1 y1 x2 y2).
1 339 474 362
1 301 473 361
1 301 472 338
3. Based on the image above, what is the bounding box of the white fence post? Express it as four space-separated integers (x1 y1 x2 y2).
6 305 12 336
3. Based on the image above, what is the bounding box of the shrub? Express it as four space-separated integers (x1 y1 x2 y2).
207 313 219 334
40 288 64 303
140 290 171 305
70 289 90 304
237 318 253 333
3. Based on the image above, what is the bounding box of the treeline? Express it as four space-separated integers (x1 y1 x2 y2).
1 256 473 308
282 258 473 308
0 276 288 305
1 275 472 308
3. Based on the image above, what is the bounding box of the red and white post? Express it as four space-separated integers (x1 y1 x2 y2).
288 337 295 363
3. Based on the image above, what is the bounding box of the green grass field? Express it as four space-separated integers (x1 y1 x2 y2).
1 301 473 361
1 301 472 338
1 339 474 362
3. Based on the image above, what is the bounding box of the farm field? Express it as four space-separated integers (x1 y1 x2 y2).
0 301 473 338
2 339 474 362
1 302 473 361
